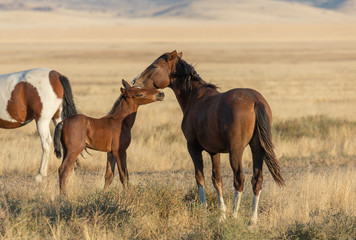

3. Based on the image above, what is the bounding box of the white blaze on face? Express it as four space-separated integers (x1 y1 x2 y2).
131 72 142 86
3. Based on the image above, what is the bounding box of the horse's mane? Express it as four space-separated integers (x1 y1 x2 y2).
171 58 218 92
108 94 123 115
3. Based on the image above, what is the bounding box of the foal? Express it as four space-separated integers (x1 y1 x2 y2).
53 80 164 194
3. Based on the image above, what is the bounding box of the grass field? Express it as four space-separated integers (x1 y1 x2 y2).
0 9 356 239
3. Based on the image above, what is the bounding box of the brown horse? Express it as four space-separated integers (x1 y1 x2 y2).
0 68 77 182
53 80 165 194
131 51 285 224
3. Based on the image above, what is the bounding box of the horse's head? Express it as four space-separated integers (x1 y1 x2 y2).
131 50 183 89
121 79 165 105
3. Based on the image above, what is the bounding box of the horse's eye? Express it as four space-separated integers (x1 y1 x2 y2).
136 93 143 97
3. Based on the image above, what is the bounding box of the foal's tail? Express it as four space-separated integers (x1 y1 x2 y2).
54 122 63 159
254 102 285 186
59 75 77 119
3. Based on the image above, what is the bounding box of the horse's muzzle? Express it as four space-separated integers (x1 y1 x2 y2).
156 92 165 101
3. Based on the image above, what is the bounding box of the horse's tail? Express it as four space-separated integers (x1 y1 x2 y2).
54 122 63 159
59 75 77 119
254 102 285 186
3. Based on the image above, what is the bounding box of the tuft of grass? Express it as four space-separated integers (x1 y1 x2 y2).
273 115 356 140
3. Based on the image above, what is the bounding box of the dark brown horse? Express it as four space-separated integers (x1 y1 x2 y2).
53 80 164 194
132 51 284 224
0 68 77 182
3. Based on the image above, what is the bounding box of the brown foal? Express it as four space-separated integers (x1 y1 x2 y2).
53 80 164 194
131 51 284 224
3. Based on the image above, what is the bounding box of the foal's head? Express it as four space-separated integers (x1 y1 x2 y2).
121 79 165 105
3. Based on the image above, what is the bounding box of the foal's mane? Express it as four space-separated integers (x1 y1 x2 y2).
171 58 218 92
108 94 124 115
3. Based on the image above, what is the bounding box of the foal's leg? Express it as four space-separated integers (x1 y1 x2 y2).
248 135 264 225
58 151 79 195
104 152 116 190
187 143 206 206
115 149 129 187
210 152 226 219
35 118 52 182
229 146 245 218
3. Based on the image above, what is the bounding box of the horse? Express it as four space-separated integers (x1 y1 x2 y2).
0 68 77 182
53 79 165 194
131 50 285 224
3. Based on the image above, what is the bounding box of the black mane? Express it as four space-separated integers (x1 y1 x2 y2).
108 94 123 115
171 58 218 91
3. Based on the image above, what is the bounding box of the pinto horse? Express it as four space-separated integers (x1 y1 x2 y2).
131 51 285 224
0 68 77 182
53 80 164 194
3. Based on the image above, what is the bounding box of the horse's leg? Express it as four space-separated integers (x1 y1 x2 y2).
210 152 226 220
58 150 78 195
104 152 116 190
188 143 206 206
248 135 264 225
229 146 245 218
35 118 52 182
115 149 128 187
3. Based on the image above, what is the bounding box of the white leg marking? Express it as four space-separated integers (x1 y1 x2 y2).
131 72 142 86
217 190 227 221
249 192 261 225
35 119 52 182
198 185 207 207
232 190 242 218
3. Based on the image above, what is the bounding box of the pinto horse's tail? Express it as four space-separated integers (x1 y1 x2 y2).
254 102 285 186
54 122 63 159
59 75 77 118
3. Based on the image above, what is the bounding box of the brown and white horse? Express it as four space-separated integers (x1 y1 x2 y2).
131 51 285 224
0 68 77 182
53 80 164 194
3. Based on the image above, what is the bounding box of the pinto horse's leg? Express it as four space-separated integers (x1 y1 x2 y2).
248 135 264 225
35 119 52 182
210 152 226 220
187 143 206 207
104 152 116 190
115 149 128 187
229 146 245 218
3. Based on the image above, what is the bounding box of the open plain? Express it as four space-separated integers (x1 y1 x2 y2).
0 4 356 239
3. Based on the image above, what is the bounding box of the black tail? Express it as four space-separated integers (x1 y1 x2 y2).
54 122 63 159
59 75 77 118
254 102 285 186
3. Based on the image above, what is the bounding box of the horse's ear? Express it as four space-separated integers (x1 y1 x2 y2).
169 50 178 61
120 87 128 95
122 79 131 90
178 52 183 58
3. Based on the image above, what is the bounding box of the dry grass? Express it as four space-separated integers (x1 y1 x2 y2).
0 10 356 239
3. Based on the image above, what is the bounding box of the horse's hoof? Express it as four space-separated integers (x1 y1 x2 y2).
219 213 227 222
34 174 43 182
248 217 258 226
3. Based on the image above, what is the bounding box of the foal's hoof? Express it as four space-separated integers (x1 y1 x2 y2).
34 174 43 183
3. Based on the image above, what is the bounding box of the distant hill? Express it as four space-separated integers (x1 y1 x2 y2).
0 0 355 18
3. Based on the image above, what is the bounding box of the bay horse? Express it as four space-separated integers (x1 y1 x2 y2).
0 68 77 182
131 51 285 224
53 80 164 194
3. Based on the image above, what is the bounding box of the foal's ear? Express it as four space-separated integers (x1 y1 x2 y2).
169 50 178 61
122 79 131 90
178 52 183 58
120 87 128 95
